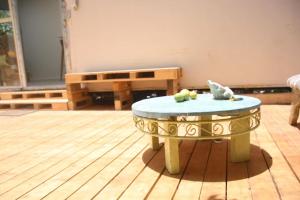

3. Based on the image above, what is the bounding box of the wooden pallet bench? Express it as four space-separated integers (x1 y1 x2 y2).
65 68 181 83
0 99 68 111
0 90 67 100
66 84 92 110
65 67 182 110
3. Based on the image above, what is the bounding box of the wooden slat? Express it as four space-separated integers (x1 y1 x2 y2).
0 106 298 199
256 121 300 199
173 141 211 200
93 145 161 199
0 113 88 161
0 114 130 192
0 121 137 199
119 146 166 199
226 145 252 199
199 141 227 200
21 132 144 199
0 113 130 187
0 99 68 104
65 67 180 75
247 129 280 200
112 82 131 92
63 136 148 200
0 90 66 100
0 112 110 170
147 140 196 200
65 67 181 84
266 105 300 180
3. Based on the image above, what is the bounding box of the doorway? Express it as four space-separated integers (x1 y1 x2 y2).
17 0 65 88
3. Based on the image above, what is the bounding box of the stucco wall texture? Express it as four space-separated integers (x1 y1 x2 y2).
65 0 300 88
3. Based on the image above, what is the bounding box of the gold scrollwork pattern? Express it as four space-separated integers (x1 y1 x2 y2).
133 108 261 140
186 124 198 136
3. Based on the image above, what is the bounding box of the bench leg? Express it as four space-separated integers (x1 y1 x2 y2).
167 80 179 95
289 93 300 125
230 112 250 162
164 117 180 174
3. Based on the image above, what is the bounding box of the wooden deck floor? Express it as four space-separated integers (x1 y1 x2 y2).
0 105 299 200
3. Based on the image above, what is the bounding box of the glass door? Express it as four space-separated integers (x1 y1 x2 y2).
0 0 20 87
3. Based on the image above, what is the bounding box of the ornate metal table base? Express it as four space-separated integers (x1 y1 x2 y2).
133 108 260 174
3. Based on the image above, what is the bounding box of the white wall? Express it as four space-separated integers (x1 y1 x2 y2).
18 0 62 81
66 0 300 88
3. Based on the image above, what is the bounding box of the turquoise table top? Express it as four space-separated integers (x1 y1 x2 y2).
132 94 261 118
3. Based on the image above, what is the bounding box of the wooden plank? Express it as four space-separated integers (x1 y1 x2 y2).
227 144 252 200
0 106 298 199
65 74 83 83
0 122 137 199
119 145 166 199
21 132 145 200
114 90 131 101
114 99 131 111
272 105 300 179
112 82 130 92
0 111 76 140
51 103 68 111
66 83 82 92
0 114 130 193
255 120 300 199
199 141 227 200
173 141 211 200
61 136 148 200
66 90 87 100
66 67 181 76
155 69 180 80
66 77 179 84
0 99 68 111
262 105 300 180
65 67 181 84
0 90 65 95
68 96 91 110
247 129 280 200
0 112 111 172
0 90 66 100
146 140 196 200
166 79 179 95
0 99 68 104
93 144 161 199
0 111 104 162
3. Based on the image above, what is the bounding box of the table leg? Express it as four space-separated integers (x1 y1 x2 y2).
149 122 160 150
230 112 250 162
164 117 180 174
199 115 212 136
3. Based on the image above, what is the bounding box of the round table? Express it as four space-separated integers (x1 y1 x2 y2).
132 94 261 174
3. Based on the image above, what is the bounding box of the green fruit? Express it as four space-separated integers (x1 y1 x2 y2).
174 93 185 102
189 91 197 100
180 89 190 101
180 89 190 95
184 95 190 101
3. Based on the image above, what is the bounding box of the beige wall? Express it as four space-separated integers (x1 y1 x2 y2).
65 0 300 88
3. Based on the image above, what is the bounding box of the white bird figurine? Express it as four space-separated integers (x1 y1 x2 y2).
207 80 235 100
